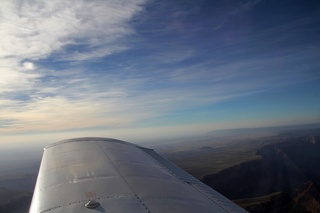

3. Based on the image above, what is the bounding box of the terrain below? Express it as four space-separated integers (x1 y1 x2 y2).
161 133 320 213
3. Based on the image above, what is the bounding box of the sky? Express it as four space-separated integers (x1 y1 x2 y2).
1 0 320 146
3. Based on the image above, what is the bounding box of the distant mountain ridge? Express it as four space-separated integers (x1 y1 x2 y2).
202 135 320 212
207 123 320 138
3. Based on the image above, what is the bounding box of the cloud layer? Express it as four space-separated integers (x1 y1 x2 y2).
1 0 319 136
0 0 148 133
0 0 145 91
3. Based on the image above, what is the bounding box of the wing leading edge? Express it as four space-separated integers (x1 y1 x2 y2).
29 137 247 213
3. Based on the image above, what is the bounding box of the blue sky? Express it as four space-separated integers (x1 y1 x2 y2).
0 0 319 145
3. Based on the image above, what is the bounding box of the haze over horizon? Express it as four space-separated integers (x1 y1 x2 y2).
1 0 319 146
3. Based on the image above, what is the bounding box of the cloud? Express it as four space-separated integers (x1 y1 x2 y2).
0 95 145 133
0 0 149 133
0 0 147 92
0 0 152 135
1 59 259 134
0 58 40 93
22 61 36 70
0 0 146 60
212 0 263 30
0 0 319 136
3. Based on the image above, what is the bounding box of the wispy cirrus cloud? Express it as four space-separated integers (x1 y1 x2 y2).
0 0 147 92
0 0 149 133
1 0 319 137
0 0 146 60
212 0 264 30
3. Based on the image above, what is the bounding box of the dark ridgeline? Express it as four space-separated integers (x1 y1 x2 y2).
202 135 320 213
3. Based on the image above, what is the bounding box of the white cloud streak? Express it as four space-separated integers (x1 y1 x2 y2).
0 0 145 60
0 0 319 136
212 0 263 30
0 0 149 133
0 0 146 92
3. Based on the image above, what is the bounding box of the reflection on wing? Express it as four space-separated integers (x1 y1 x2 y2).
29 137 247 213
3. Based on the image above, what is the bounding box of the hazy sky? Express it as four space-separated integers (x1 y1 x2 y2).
1 0 320 145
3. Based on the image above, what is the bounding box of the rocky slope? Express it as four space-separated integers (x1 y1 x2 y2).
202 135 320 212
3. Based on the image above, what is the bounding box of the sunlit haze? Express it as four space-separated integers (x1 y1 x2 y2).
1 0 319 147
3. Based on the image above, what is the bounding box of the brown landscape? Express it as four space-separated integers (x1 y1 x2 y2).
1 124 320 212
156 125 320 212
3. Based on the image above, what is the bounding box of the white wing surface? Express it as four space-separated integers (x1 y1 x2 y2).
29 137 247 213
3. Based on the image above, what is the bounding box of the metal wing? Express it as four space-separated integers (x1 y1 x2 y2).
29 137 247 213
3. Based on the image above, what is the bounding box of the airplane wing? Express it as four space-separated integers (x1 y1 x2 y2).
29 137 247 213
